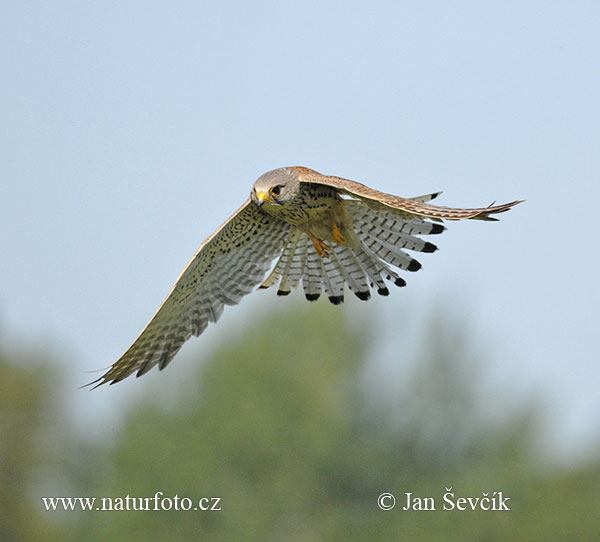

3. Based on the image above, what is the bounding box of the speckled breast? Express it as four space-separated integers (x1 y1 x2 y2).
276 184 341 227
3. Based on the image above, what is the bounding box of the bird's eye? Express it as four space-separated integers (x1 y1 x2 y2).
270 185 282 197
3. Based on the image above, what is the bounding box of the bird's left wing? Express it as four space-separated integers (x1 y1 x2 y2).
292 167 522 221
88 198 290 387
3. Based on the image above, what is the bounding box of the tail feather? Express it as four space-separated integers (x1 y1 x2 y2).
302 246 323 300
363 226 437 254
356 239 406 288
409 191 443 203
358 233 420 271
320 254 345 303
328 248 360 299
283 234 308 292
331 245 370 299
350 244 388 295
347 201 445 236
259 230 307 294
260 201 445 302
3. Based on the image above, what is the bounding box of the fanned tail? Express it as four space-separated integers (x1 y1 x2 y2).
259 200 445 304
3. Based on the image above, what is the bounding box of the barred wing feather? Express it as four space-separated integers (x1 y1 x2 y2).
293 167 523 221
258 200 446 305
89 199 289 387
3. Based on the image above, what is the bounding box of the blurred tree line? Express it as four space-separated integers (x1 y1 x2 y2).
2 303 599 540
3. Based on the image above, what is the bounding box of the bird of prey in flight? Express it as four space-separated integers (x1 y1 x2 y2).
89 166 522 387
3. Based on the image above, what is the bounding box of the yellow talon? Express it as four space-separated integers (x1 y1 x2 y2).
332 222 346 244
313 238 330 258
307 231 330 258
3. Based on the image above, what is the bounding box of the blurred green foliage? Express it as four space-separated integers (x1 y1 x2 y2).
2 304 599 540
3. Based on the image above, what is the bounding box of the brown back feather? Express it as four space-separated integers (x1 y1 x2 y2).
291 167 523 221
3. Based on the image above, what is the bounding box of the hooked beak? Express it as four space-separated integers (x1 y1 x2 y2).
255 192 272 207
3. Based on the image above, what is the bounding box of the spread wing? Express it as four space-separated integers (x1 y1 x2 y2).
292 166 523 221
88 199 290 387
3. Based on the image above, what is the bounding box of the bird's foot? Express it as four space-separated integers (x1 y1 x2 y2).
307 231 330 258
331 223 346 244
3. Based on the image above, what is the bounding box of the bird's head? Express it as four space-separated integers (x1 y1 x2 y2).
251 168 299 209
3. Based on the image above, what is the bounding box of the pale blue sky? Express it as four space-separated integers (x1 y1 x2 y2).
2 2 598 459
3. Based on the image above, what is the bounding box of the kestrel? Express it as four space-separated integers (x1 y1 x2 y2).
90 166 521 387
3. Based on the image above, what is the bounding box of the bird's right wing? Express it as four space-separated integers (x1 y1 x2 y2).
292 167 523 221
88 199 290 387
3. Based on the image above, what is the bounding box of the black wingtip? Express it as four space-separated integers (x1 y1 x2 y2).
422 242 438 253
277 289 291 296
305 293 320 302
394 277 406 287
81 377 103 391
430 223 445 234
328 295 344 305
407 259 422 272
377 287 389 296
355 291 371 301
136 361 151 377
